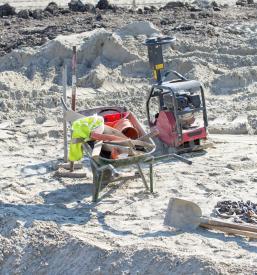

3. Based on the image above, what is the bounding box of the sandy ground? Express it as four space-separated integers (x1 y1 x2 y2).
0 3 257 275
1 132 257 274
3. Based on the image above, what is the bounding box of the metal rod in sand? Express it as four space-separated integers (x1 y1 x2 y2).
70 46 77 172
62 64 68 163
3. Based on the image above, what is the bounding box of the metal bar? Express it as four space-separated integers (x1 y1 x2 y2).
200 86 208 127
146 86 155 126
170 70 188 81
171 89 182 141
136 163 149 190
62 65 68 163
144 153 192 165
172 154 192 165
70 46 77 172
159 89 164 110
61 97 68 111
96 171 104 202
71 46 77 112
92 169 99 202
149 163 153 193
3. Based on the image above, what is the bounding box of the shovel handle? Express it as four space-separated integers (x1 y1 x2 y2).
200 223 257 239
200 217 257 233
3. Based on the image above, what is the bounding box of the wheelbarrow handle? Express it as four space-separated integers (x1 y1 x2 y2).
172 154 192 165
144 154 192 165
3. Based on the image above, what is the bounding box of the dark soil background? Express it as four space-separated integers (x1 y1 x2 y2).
0 0 256 57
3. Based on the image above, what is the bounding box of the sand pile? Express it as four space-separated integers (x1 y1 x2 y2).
0 22 160 122
0 218 230 274
1 20 257 133
1 19 257 274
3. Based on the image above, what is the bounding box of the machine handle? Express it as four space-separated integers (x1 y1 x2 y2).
143 36 176 46
163 70 188 81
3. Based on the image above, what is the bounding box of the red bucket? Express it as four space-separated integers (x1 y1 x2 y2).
103 112 129 127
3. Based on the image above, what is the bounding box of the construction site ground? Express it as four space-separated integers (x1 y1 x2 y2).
0 2 257 274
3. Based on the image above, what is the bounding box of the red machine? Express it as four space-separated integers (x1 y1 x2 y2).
144 37 208 152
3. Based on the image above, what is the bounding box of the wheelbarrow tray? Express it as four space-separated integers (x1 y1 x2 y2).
79 106 156 167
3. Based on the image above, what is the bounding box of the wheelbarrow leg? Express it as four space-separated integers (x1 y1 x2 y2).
91 162 98 202
149 163 153 193
91 161 104 202
93 170 104 202
136 163 149 190
92 168 98 202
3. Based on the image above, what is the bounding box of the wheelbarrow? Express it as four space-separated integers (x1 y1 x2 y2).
62 102 192 202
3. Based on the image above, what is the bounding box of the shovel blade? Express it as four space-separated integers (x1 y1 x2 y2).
164 198 202 231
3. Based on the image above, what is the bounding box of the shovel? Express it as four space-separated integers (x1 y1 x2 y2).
164 198 257 238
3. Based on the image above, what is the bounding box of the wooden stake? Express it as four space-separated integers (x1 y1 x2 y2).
55 170 88 179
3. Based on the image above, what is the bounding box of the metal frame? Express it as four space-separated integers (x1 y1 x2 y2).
87 147 192 201
146 72 208 144
84 142 154 202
